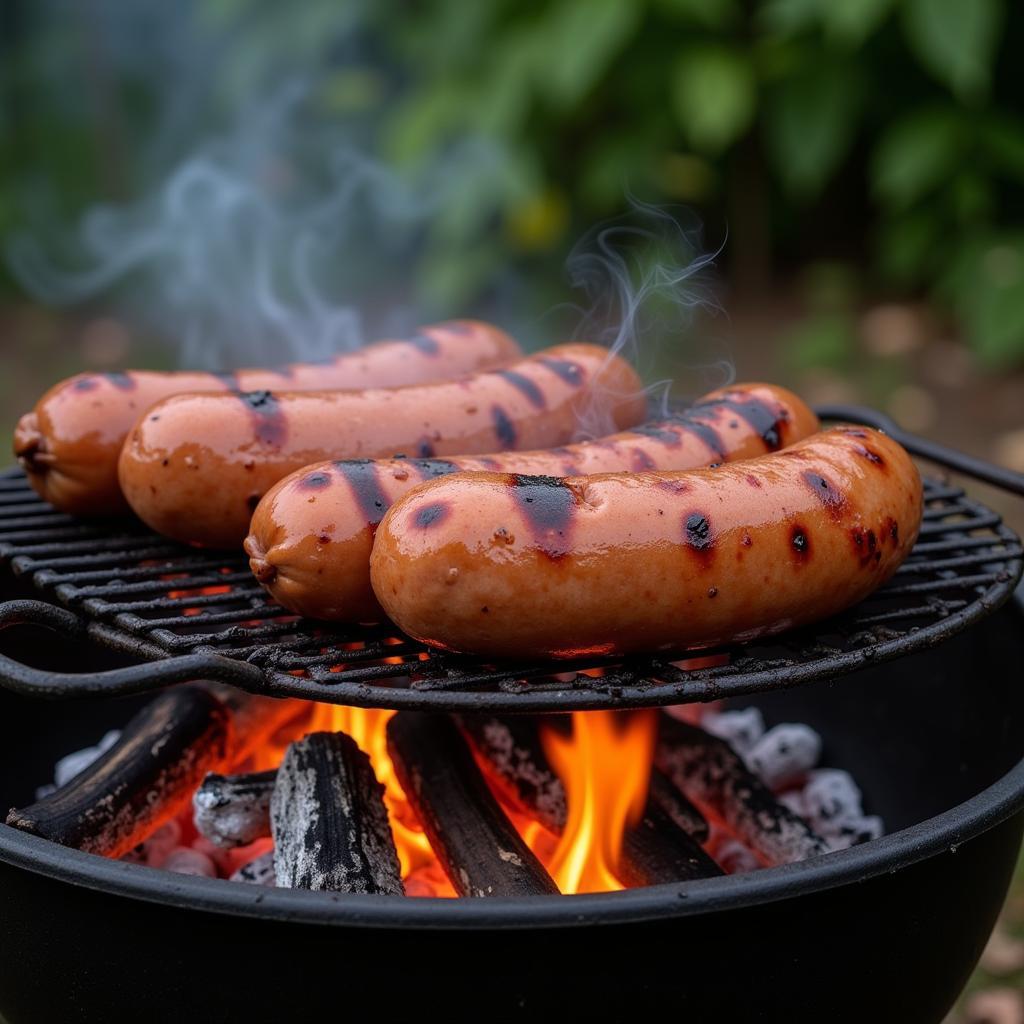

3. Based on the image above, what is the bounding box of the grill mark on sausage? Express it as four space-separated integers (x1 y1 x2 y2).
801 470 846 520
497 369 546 409
239 390 287 447
298 470 332 491
538 357 585 388
676 417 725 460
629 421 683 447
213 371 239 390
852 443 886 468
333 459 390 526
409 458 461 480
413 502 450 528
790 525 811 559
72 377 99 392
630 446 657 471
510 474 575 559
416 437 436 458
684 512 715 563
745 474 762 489
408 333 441 356
104 372 136 391
492 405 517 447
699 395 785 450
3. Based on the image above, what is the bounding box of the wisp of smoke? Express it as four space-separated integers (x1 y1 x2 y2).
564 200 730 438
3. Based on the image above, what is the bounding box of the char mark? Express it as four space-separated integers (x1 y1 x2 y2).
409 333 441 356
853 443 885 467
510 474 575 559
698 396 785 450
801 470 846 519
492 405 518 448
631 447 657 471
299 471 332 491
497 369 546 409
333 459 390 526
409 458 461 480
539 357 585 388
413 502 450 529
416 437 436 458
72 376 100 392
630 421 682 447
239 390 287 447
790 525 811 558
212 371 239 390
104 372 135 391
677 417 726 460
684 512 714 557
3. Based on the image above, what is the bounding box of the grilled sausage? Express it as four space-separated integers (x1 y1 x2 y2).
120 343 645 549
369 427 923 658
13 320 520 517
246 383 819 621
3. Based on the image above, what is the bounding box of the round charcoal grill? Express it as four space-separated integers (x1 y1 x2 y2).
0 405 1021 711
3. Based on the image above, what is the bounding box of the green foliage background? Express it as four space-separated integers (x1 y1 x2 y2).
3 0 1024 364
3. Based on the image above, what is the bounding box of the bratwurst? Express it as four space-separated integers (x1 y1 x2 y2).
13 320 519 517
246 383 819 621
369 427 923 658
120 343 645 548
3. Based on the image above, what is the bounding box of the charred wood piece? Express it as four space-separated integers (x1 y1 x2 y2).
231 850 276 886
270 732 403 894
456 714 567 833
461 714 716 884
6 686 230 858
387 713 559 897
656 715 830 865
193 770 276 848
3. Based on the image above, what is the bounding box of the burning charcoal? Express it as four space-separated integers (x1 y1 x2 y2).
776 789 809 819
271 731 403 895
459 714 714 884
162 847 217 878
802 769 865 835
387 713 559 897
54 730 121 788
231 850 276 886
7 687 301 860
191 836 234 874
456 714 567 833
193 770 276 848
7 687 230 858
823 815 885 851
744 724 822 791
657 715 830 865
142 819 183 867
714 839 761 875
701 708 764 756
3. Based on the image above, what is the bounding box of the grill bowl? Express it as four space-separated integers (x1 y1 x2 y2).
2 585 1023 1023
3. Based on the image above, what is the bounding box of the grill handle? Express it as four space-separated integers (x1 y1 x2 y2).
815 404 1024 497
0 599 267 699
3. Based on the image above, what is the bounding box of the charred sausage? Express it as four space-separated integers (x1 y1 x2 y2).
120 343 645 549
246 383 819 621
13 320 519 517
368 427 923 658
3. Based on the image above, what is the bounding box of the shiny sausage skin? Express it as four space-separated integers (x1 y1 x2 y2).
246 383 819 621
369 427 923 658
120 343 645 549
13 320 519 517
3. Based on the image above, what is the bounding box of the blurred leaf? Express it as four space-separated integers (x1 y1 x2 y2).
871 107 961 209
903 0 1003 100
877 212 941 283
385 85 468 164
541 0 640 110
980 113 1024 182
671 47 756 153
655 0 738 28
758 0 825 35
824 0 894 44
764 63 863 196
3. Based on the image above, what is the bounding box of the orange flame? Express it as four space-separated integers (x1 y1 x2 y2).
541 710 657 893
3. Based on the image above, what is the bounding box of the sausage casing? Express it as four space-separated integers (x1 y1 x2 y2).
13 320 519 517
369 427 923 658
120 343 645 548
246 383 819 621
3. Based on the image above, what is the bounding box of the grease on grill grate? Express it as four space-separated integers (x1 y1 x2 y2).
0 468 1021 712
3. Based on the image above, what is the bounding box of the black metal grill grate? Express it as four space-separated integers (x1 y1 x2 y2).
0 466 1021 711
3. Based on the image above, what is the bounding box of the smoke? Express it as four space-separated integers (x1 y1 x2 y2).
563 200 730 436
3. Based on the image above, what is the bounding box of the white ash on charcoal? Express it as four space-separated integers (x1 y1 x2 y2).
35 730 122 800
271 731 404 894
230 850 276 887
713 838 761 875
701 709 765 756
743 724 822 791
192 769 275 848
162 847 218 878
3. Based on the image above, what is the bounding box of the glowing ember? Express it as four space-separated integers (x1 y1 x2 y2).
541 710 657 893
